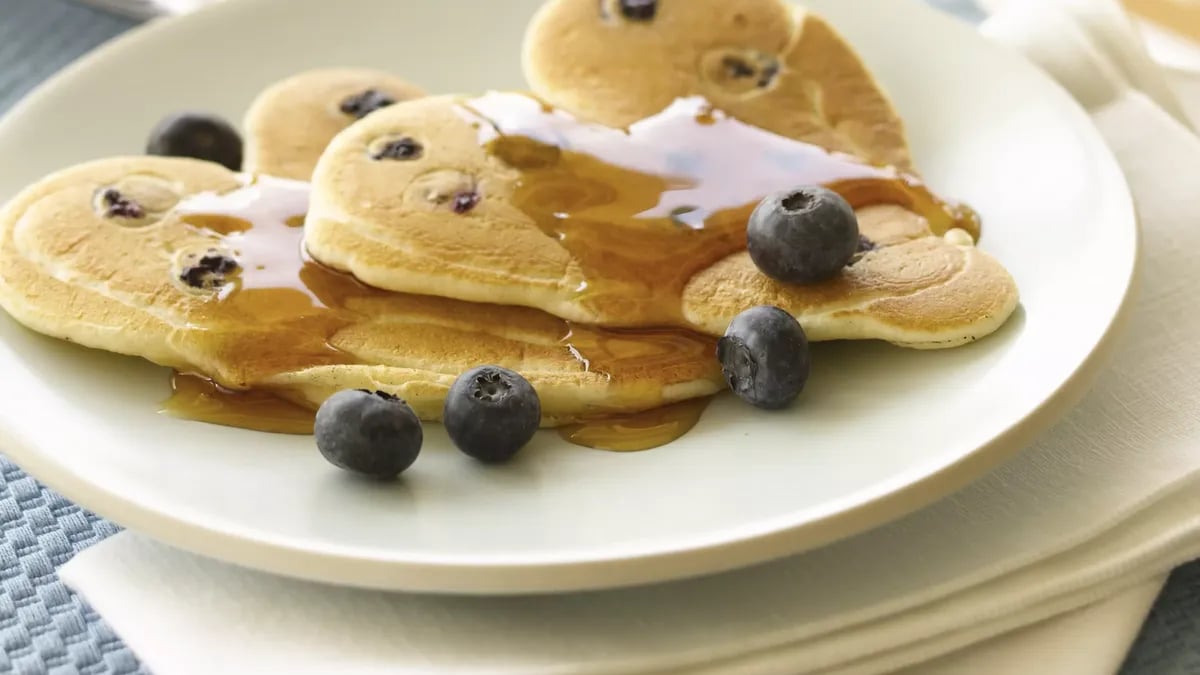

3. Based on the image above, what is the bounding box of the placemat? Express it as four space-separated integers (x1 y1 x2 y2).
0 1 1195 673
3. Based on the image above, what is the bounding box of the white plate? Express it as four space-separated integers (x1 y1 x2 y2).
0 0 1136 593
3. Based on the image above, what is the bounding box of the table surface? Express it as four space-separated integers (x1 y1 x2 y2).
0 1 1198 673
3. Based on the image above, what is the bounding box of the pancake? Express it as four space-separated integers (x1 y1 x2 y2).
244 68 426 180
304 92 1017 347
522 0 914 171
0 157 723 426
683 213 1018 349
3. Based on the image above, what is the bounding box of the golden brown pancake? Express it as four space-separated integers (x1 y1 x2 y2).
683 222 1018 349
0 0 1021 448
304 92 1016 347
522 0 914 171
0 157 722 426
244 68 426 180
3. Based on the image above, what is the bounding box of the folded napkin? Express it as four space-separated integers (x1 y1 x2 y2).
57 3 1200 674
910 580 1163 674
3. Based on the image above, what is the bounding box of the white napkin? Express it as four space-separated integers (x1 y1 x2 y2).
907 579 1164 675
56 3 1200 674
63 535 1168 675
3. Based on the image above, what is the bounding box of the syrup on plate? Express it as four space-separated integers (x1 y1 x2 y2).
162 373 714 452
162 372 315 435
557 397 714 452
165 179 718 451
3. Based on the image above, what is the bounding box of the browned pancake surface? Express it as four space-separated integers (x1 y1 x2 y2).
305 93 1016 347
0 157 723 425
522 0 914 170
245 68 426 180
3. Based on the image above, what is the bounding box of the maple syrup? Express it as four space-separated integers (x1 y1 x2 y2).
558 397 713 452
558 324 715 380
162 92 979 452
161 372 315 434
457 92 978 324
172 179 360 387
164 178 717 447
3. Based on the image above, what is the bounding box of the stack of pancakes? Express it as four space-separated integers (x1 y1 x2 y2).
0 0 1018 427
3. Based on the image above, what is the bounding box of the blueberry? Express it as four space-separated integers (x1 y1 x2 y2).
717 306 810 410
371 137 423 161
620 0 657 20
747 186 859 284
452 191 481 214
723 56 756 79
315 389 423 479
339 89 396 120
444 366 541 463
178 250 240 290
100 189 144 219
146 112 243 171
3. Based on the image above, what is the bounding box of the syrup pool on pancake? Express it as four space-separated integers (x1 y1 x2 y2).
141 82 976 476
439 91 980 326
155 167 720 457
157 173 831 469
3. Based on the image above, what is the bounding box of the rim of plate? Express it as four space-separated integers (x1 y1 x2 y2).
0 0 1140 593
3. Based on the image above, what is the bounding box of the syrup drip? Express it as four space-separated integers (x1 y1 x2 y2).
160 93 980 451
163 179 717 449
456 92 978 323
558 397 714 452
161 372 314 435
163 371 709 451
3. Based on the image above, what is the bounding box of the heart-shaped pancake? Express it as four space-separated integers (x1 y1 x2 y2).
304 92 1016 347
0 156 723 426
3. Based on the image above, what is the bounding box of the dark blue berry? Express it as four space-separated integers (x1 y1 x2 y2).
444 366 540 463
620 0 657 20
315 389 422 478
717 306 810 410
371 137 422 161
747 186 859 284
178 249 240 290
146 112 243 171
452 191 481 214
339 89 396 119
101 189 144 219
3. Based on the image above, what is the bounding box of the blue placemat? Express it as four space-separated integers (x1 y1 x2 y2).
0 1 1197 673
0 6 146 673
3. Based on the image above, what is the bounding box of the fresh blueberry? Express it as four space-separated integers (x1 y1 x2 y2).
315 389 423 479
717 306 810 410
146 112 244 171
747 186 859 284
444 366 541 463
